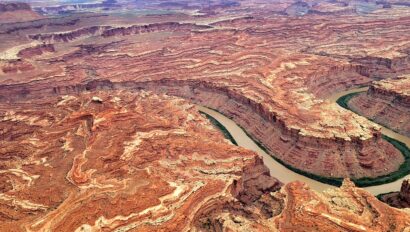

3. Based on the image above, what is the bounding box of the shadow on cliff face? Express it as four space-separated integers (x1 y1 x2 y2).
193 155 284 231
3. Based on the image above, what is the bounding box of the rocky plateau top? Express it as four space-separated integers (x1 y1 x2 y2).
1 0 410 230
372 75 410 97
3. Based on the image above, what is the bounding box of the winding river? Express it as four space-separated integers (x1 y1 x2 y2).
198 87 410 195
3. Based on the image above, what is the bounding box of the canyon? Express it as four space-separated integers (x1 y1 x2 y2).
0 90 282 231
349 75 410 137
0 90 409 231
1 0 410 230
197 179 410 231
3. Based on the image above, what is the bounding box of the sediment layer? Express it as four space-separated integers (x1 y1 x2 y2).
1 1 410 230
28 22 210 43
0 90 281 231
1 0 410 182
0 78 403 179
349 75 410 136
195 179 410 231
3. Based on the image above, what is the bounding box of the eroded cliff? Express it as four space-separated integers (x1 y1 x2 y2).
195 179 410 231
1 5 410 180
349 75 410 136
380 179 410 209
0 90 282 231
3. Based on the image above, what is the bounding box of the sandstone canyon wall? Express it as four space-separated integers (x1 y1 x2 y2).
380 179 410 209
0 90 282 231
0 89 409 231
1 11 409 181
1 1 410 230
349 75 410 136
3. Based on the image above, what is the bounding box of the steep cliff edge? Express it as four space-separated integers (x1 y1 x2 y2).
380 179 410 208
4 76 401 182
0 2 31 13
0 90 281 231
17 44 55 59
1 89 408 231
1 0 410 186
195 179 410 231
126 80 403 182
349 75 410 136
28 23 211 43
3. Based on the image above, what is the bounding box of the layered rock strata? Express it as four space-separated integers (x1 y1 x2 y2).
28 22 210 43
1 1 410 230
0 2 31 12
380 179 410 208
1 77 402 179
195 179 410 231
0 90 281 231
1 0 410 182
0 2 41 23
17 44 55 59
1 89 409 231
349 75 410 136
129 80 403 179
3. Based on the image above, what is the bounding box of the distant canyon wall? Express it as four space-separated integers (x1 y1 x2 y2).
28 22 210 43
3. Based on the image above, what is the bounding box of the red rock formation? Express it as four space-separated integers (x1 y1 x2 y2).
195 179 410 231
0 2 42 24
272 180 410 231
0 1 410 230
349 76 410 136
380 179 410 208
0 2 31 13
0 90 281 231
0 60 34 74
1 76 400 179
1 0 410 184
28 26 110 43
126 79 402 179
17 44 55 59
101 22 211 37
1 90 408 231
28 23 210 43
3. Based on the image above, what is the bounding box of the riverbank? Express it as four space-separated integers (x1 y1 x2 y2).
199 111 237 145
198 105 333 193
334 88 410 188
198 86 410 194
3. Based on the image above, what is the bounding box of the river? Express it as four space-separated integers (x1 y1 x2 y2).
198 87 410 195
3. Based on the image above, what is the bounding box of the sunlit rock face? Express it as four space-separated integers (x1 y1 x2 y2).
349 75 410 136
272 180 410 232
1 1 410 230
0 90 281 231
1 1 410 179
196 180 410 231
1 90 408 231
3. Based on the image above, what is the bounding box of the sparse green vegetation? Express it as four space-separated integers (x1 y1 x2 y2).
200 111 238 146
336 92 362 110
202 107 345 186
201 98 410 188
376 191 397 201
240 118 410 187
354 135 410 187
336 92 410 187
241 128 344 186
